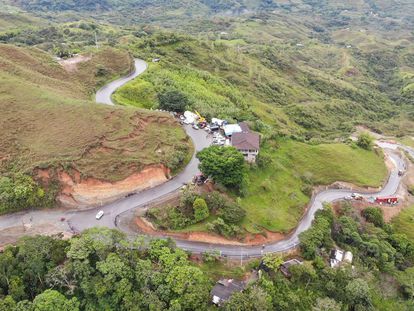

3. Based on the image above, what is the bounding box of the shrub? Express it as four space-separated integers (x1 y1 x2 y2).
356 133 374 150
207 218 242 238
158 89 189 112
193 198 209 222
219 203 246 224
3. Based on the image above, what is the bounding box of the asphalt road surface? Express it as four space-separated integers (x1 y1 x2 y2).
96 59 148 105
0 58 411 258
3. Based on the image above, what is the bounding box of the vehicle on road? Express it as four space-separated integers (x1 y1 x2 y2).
96 210 104 220
351 193 364 200
192 124 199 130
375 196 398 205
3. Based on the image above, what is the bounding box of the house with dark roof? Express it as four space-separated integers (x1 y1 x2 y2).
231 123 260 163
211 279 245 306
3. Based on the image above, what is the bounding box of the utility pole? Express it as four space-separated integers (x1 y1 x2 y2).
95 31 99 49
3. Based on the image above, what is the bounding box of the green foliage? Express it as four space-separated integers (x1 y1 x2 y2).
0 229 211 311
193 198 209 222
218 202 246 224
206 217 243 238
299 206 334 259
158 89 189 112
262 254 283 271
357 132 374 150
0 174 53 214
33 290 79 311
197 146 246 188
223 286 272 311
362 207 384 227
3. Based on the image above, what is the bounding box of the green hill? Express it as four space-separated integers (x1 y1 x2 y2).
0 44 191 212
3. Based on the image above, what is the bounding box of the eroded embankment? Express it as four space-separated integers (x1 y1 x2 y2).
60 165 170 208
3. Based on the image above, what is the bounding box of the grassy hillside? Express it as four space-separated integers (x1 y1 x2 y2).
392 205 414 242
0 44 190 197
240 139 387 233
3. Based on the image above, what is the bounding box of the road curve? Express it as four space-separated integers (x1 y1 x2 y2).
96 59 148 105
0 59 411 258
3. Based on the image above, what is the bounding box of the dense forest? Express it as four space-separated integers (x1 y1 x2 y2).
1 204 414 310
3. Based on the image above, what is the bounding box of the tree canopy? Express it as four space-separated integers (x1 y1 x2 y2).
197 146 246 188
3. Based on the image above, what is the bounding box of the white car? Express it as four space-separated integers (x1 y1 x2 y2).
96 210 104 220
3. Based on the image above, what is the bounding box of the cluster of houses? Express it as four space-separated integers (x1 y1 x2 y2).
211 249 354 306
181 111 261 163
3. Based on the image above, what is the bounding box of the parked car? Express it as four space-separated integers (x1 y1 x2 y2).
96 210 104 220
192 124 199 130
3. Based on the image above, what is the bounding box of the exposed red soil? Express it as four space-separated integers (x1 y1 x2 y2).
57 165 170 208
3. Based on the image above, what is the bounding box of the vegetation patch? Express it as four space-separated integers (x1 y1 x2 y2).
240 139 387 233
0 44 191 212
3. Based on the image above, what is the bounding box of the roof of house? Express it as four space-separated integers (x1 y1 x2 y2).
231 132 260 150
223 124 242 136
281 259 302 269
239 121 250 133
211 279 245 303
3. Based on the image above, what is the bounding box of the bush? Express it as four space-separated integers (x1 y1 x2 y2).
203 191 227 211
356 133 374 150
207 218 243 238
362 207 384 227
158 89 189 112
193 198 209 222
219 203 246 224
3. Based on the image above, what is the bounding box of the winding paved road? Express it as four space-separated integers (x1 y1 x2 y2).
0 59 412 258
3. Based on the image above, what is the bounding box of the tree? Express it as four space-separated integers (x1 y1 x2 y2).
356 133 374 150
193 198 209 222
158 89 189 112
312 297 342 311
165 266 210 310
224 286 272 311
344 279 373 310
33 290 79 311
197 146 246 188
362 207 384 227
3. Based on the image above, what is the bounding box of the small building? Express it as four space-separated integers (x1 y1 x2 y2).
330 249 353 268
211 279 245 306
223 124 242 137
231 132 260 163
280 259 303 278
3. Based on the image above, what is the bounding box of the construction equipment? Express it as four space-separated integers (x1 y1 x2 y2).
195 110 207 128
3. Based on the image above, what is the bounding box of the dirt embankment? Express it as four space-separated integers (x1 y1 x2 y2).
58 54 92 72
37 165 170 209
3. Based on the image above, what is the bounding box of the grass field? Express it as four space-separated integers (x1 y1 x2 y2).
240 140 388 233
392 205 414 242
0 44 191 183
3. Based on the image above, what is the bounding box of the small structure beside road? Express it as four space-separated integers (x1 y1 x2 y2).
280 258 303 278
211 279 245 306
330 249 353 268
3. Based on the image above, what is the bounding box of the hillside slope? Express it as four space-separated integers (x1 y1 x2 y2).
0 44 191 209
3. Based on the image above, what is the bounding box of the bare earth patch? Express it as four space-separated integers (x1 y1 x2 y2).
58 54 92 72
57 165 170 208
